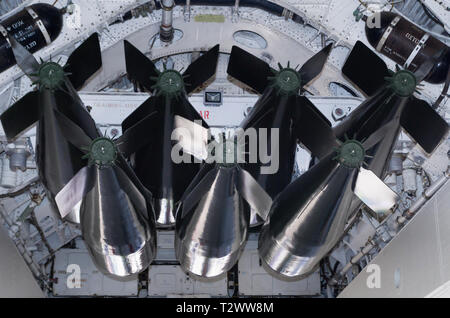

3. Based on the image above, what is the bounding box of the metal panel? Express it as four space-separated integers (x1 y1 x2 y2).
148 265 228 297
150 231 228 297
52 248 139 297
238 234 321 296
156 231 177 261
339 179 450 298
78 92 362 129
0 225 43 298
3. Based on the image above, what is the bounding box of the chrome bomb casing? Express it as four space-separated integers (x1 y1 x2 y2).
259 153 357 279
81 164 157 277
175 164 249 278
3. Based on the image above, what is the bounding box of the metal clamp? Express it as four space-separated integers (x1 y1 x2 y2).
232 0 240 22
376 15 400 52
26 7 51 45
282 8 294 21
0 24 10 46
404 33 430 68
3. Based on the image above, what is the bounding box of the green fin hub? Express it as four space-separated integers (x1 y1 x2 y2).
36 62 65 90
152 69 185 98
270 67 301 96
220 139 238 166
335 139 365 169
85 137 117 167
209 136 242 167
387 70 417 97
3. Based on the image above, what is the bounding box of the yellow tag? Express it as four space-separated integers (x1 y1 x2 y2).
194 14 225 23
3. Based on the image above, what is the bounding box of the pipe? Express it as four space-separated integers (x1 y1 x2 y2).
399 167 450 222
155 0 285 16
160 0 175 42
232 0 240 21
184 0 191 21
340 242 376 275
330 239 377 284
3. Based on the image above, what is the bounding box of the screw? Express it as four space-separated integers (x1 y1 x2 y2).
332 106 347 121
110 128 119 137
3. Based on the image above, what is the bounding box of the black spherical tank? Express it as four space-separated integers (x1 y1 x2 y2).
0 3 63 73
365 11 449 84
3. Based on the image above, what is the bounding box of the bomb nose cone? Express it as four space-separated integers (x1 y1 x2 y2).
175 233 245 278
258 224 316 279
257 153 358 280
175 166 248 278
81 166 156 277
87 242 155 278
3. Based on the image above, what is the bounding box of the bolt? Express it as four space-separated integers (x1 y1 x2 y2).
332 106 347 121
110 128 119 137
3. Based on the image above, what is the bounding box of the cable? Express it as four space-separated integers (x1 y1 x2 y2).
29 209 55 256
433 67 450 109
419 0 445 27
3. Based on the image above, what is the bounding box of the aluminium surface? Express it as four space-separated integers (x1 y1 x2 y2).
339 179 450 298
0 223 44 298
148 264 229 297
52 245 139 297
